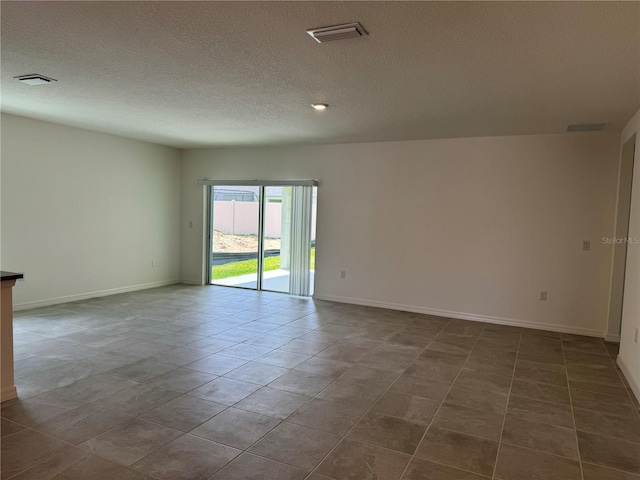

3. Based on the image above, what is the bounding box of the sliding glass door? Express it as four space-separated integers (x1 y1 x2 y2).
209 186 261 289
207 182 317 296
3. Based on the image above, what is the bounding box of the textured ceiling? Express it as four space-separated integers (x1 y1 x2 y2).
1 1 639 148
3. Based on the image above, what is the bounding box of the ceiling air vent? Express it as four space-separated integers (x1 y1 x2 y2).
14 74 57 85
567 123 607 132
307 22 368 43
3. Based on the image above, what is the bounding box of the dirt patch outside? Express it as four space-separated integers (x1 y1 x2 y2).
213 231 281 252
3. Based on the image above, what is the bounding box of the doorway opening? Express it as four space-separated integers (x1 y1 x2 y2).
206 182 317 296
607 134 636 341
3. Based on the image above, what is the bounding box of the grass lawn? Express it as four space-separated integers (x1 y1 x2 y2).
212 248 315 281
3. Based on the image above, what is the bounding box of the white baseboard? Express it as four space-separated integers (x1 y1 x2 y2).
13 279 181 311
180 278 204 286
1 386 17 402
312 293 605 338
605 333 621 343
617 356 640 403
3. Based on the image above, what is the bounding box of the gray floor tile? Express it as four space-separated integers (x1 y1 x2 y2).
577 431 640 474
188 377 261 405
415 426 498 476
234 387 310 419
454 367 512 394
35 403 132 444
286 397 364 436
20 363 94 389
404 351 466 383
80 418 183 466
511 378 570 405
571 388 637 417
347 411 427 454
139 395 226 431
494 443 581 480
0 428 71 479
151 347 212 366
3 286 638 480
224 361 288 385
111 358 177 382
294 357 353 378
249 422 339 470
8 447 124 480
190 407 279 449
445 384 508 415
1 397 73 428
502 415 578 459
389 374 451 402
212 453 308 480
0 418 25 438
507 395 574 428
96 384 181 416
316 438 410 480
337 365 400 388
256 349 312 368
566 363 620 383
142 368 217 393
582 462 640 480
132 434 240 480
268 369 334 396
569 379 630 397
432 403 504 441
573 406 640 442
184 354 248 376
278 339 330 355
316 378 387 410
217 343 274 361
371 391 440 424
514 359 567 386
402 457 487 479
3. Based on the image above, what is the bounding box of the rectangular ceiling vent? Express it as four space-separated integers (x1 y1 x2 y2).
567 123 607 132
14 74 57 85
307 22 368 43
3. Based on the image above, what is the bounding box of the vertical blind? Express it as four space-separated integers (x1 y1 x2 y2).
289 185 313 296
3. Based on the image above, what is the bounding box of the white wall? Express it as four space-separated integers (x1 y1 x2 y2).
182 132 620 337
618 109 640 401
1 113 182 308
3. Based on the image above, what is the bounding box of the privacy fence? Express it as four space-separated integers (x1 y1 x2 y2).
213 201 317 239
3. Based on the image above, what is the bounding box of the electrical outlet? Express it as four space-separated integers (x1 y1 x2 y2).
189 221 193 228
340 270 346 279
152 260 158 268
539 291 547 301
635 328 638 344
582 240 591 251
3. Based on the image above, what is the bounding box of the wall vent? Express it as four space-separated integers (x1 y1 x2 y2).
567 123 607 132
307 22 368 43
14 74 57 85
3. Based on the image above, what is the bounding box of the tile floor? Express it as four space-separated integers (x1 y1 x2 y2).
1 285 639 480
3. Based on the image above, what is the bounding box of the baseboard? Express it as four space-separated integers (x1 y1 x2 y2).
180 278 204 286
617 356 640 403
13 279 181 311
312 293 605 338
605 334 621 343
1 386 17 403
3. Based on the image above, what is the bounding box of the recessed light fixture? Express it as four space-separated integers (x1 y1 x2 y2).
311 103 329 111
14 74 57 85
